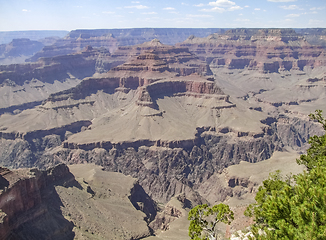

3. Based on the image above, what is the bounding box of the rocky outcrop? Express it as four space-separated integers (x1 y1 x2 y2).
0 164 75 240
59 164 156 240
0 120 92 141
0 163 159 240
45 42 215 104
136 76 231 109
111 42 212 76
177 28 326 73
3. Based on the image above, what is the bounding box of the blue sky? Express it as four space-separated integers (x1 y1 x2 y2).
0 0 325 31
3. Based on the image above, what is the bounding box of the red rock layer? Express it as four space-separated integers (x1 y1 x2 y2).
177 29 326 73
0 164 74 239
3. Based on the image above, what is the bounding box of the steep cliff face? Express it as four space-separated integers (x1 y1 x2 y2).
0 164 157 240
0 113 321 205
0 164 75 240
177 29 326 73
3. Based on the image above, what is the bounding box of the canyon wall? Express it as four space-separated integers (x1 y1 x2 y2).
178 29 326 73
0 164 75 239
0 163 157 239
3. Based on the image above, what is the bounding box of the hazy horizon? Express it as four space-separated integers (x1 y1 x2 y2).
0 0 325 31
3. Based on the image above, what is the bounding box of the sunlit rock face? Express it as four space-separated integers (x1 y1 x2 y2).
178 29 326 73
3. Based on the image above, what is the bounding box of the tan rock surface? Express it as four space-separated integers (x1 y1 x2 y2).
57 164 152 240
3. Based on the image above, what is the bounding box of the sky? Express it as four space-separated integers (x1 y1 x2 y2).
0 0 325 31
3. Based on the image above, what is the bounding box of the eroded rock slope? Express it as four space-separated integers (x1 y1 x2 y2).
0 38 323 204
0 163 156 240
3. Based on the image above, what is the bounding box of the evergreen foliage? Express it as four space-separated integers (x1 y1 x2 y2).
188 203 234 240
245 110 326 239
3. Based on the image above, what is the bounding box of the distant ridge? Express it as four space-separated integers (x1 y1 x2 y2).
66 28 227 45
0 30 69 44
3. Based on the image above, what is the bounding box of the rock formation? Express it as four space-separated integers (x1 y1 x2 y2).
0 46 116 115
177 28 326 73
0 163 157 240
0 164 75 239
0 38 323 206
0 28 325 239
0 38 43 57
27 28 225 61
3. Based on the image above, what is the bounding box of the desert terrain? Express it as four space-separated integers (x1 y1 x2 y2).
0 28 325 239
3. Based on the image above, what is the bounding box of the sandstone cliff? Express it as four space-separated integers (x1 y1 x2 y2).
178 29 326 73
0 164 157 240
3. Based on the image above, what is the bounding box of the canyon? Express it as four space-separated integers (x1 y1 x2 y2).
0 28 325 239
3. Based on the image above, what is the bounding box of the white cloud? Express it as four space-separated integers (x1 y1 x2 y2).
286 13 300 17
244 5 249 8
22 9 30 12
131 1 140 3
267 0 296 2
280 5 301 10
310 7 324 11
125 5 149 9
181 2 189 6
163 7 175 10
141 12 157 15
201 7 225 12
194 3 205 7
186 14 213 18
203 0 242 12
254 8 261 11
209 0 236 7
229 6 242 11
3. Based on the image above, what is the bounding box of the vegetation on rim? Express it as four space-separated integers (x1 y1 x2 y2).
244 110 326 239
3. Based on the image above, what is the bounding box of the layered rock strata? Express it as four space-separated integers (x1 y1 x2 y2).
178 29 326 73
27 28 224 61
0 37 323 208
0 46 116 114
